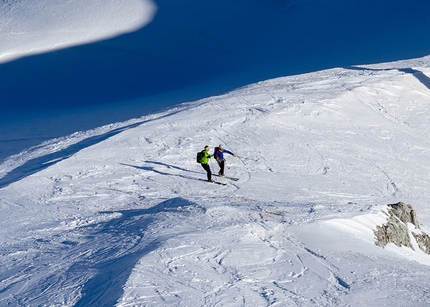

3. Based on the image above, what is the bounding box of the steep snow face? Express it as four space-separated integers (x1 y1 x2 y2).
0 0 157 63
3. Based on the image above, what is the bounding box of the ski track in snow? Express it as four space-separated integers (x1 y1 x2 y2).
2 61 430 305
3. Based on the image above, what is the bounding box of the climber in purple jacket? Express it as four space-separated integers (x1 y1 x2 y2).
213 144 236 176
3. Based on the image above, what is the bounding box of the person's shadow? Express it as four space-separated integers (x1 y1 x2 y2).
120 160 206 183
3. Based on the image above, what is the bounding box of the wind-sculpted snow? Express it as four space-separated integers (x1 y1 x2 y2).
2 63 430 305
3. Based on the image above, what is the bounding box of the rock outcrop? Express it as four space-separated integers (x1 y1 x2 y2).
374 202 430 254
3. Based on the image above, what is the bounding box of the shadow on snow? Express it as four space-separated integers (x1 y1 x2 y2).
73 198 205 307
72 197 204 307
0 122 141 189
0 198 204 306
3 0 430 110
0 110 187 189
120 161 208 183
347 66 430 91
121 161 234 185
2 0 430 159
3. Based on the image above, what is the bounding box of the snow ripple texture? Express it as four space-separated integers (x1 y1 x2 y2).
2 62 430 306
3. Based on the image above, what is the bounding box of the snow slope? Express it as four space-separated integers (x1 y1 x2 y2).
2 57 430 306
0 0 156 64
2 0 430 306
2 0 430 164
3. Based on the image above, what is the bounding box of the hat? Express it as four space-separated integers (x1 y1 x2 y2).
204 145 210 150
219 144 224 149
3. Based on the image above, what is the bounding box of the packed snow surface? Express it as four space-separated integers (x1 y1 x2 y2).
2 57 430 306
2 0 430 306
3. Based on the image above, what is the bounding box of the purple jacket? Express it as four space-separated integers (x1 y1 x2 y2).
214 147 233 161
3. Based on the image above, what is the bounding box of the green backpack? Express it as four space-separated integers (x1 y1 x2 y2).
196 150 205 163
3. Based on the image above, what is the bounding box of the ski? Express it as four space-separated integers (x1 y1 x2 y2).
210 180 227 185
224 176 239 181
215 175 239 181
200 178 227 185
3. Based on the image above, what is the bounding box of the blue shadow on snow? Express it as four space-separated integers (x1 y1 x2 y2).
0 122 143 189
72 197 205 307
2 0 430 111
1 0 430 159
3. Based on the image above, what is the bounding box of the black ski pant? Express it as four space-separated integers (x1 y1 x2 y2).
201 163 212 181
217 160 225 176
